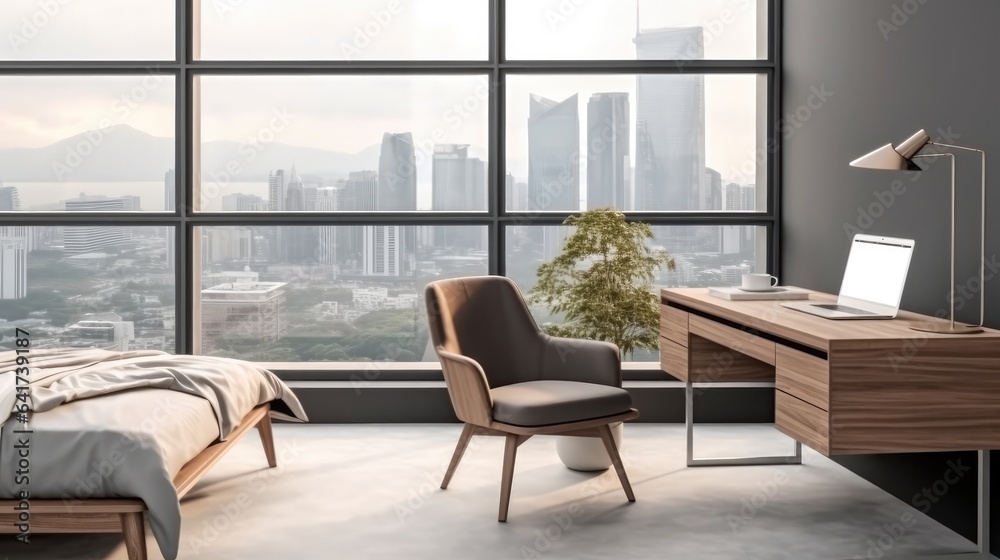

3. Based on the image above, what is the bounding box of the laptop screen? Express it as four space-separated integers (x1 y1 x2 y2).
839 236 914 307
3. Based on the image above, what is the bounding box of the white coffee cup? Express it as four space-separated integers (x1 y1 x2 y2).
742 273 779 290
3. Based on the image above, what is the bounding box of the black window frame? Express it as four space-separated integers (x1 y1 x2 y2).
0 0 782 382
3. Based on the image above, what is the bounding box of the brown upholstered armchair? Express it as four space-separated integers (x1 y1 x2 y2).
425 275 639 521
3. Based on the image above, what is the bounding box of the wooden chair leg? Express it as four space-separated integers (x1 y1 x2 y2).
256 411 277 468
120 512 148 560
498 433 520 522
598 424 635 502
441 423 476 489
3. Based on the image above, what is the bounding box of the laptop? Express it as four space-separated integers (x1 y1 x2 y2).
781 234 915 320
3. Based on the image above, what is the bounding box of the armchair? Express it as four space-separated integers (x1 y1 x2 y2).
425 276 639 521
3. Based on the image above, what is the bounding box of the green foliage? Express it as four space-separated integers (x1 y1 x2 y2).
528 208 675 356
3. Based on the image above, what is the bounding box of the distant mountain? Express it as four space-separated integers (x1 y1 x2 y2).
0 125 387 183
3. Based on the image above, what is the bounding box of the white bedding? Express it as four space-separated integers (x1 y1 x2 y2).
0 348 308 560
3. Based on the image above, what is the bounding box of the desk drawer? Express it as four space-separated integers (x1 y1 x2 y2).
775 346 829 411
660 304 689 346
775 390 830 456
659 337 689 380
688 314 776 365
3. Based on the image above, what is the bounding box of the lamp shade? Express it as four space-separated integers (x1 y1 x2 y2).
850 129 930 171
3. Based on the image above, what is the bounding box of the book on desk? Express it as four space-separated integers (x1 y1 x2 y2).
707 286 811 301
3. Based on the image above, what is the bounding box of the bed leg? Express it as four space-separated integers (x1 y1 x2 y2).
256 411 278 468
120 512 148 560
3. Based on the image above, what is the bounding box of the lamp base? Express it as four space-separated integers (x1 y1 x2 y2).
909 323 984 335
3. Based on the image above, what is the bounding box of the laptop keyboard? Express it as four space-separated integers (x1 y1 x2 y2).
814 304 877 315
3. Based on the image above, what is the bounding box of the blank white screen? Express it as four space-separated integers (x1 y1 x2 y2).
839 239 913 307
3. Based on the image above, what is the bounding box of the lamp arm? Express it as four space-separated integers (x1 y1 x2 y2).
927 143 987 328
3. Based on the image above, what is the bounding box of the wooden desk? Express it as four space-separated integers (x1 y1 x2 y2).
660 287 1000 456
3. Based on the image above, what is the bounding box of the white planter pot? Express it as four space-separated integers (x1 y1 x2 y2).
555 422 624 471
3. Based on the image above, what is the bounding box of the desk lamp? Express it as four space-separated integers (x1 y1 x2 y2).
850 129 986 334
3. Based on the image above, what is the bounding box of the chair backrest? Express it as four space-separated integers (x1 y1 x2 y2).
425 276 545 388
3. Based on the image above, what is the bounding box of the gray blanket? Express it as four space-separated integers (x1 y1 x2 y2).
0 348 308 560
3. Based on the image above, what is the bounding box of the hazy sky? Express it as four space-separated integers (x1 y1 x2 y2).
0 0 764 183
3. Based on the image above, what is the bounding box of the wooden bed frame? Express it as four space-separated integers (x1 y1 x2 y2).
0 402 276 560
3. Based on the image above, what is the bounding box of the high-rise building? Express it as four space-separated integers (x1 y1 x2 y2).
363 225 411 276
65 312 135 351
0 235 27 299
634 27 706 211
164 169 175 212
505 172 528 212
432 144 486 211
323 171 378 273
268 170 287 211
704 168 723 211
432 144 486 250
63 195 140 254
378 133 417 211
202 227 253 265
222 193 268 212
200 281 288 353
373 135 417 276
528 94 580 212
281 167 317 263
0 185 21 211
587 92 630 209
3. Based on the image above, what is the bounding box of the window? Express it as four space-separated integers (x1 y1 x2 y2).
0 1 777 369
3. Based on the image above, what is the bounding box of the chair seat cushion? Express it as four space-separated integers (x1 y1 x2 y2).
490 380 632 427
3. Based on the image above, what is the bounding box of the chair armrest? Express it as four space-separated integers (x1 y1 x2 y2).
541 336 621 387
434 349 495 426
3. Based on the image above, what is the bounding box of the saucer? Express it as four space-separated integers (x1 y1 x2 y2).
737 286 785 293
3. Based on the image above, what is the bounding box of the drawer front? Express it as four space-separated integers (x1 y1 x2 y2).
659 304 689 347
659 337 689 381
775 391 830 456
688 314 776 366
775 345 829 411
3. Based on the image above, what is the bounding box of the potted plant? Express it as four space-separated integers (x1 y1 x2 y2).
528 208 675 470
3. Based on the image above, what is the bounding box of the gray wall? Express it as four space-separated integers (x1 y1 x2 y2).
782 0 1000 548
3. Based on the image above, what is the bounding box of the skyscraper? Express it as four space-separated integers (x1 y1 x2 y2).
329 171 378 273
222 193 268 212
164 169 175 212
268 170 287 211
378 133 417 211
0 235 27 300
432 144 485 211
528 94 580 212
281 167 317 263
64 195 140 254
432 144 486 250
0 185 21 211
371 134 417 276
633 27 706 211
586 92 630 209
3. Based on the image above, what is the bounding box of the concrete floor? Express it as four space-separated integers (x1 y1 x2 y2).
3 424 975 560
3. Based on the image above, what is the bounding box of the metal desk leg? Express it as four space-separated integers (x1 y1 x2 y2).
685 380 802 467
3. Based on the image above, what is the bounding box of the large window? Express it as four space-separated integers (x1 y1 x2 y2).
0 1 778 368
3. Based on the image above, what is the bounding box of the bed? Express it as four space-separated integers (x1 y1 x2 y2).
0 348 308 560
